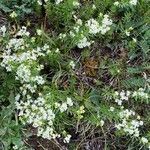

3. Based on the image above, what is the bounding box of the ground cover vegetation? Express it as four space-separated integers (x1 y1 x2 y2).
0 0 150 149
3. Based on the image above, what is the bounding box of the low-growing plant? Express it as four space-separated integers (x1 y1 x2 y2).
0 0 150 149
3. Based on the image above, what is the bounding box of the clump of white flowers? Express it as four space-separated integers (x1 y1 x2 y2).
86 15 112 35
115 109 143 137
114 88 149 106
77 37 93 48
100 15 113 35
66 14 112 49
60 97 73 112
113 88 149 149
86 19 101 35
114 90 131 105
64 134 72 143
141 137 148 144
114 0 138 6
1 26 75 143
16 26 30 37
132 88 149 99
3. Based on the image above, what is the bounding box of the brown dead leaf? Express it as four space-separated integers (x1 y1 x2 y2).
83 58 99 77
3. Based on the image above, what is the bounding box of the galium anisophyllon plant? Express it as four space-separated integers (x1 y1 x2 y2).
0 26 75 142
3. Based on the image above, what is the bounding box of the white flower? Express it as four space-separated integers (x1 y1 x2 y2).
109 107 115 112
102 15 112 26
59 33 66 39
55 48 60 53
132 38 137 43
76 19 82 25
100 120 104 126
133 129 139 137
13 145 18 150
139 121 143 126
114 1 119 6
100 15 112 34
115 99 122 105
37 0 42 5
16 64 31 83
66 97 73 106
141 137 148 144
37 29 42 35
16 26 30 37
125 30 130 36
114 91 119 96
64 134 71 143
69 61 75 69
55 0 63 5
129 0 138 5
32 76 45 85
92 4 96 9
60 103 68 112
73 1 80 7
15 94 20 101
10 11 17 18
0 25 6 37
55 102 61 108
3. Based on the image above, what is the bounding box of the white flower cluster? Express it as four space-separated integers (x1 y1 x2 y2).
114 90 131 105
86 15 112 35
141 137 150 148
77 15 112 48
129 0 138 5
1 28 50 72
64 134 72 143
86 19 100 34
59 33 66 39
15 26 30 37
70 25 81 38
68 19 92 48
77 37 93 48
100 15 113 35
15 94 58 140
0 25 6 37
10 11 17 18
116 109 143 137
113 89 150 149
114 88 149 105
73 1 80 7
69 60 75 69
114 0 138 6
55 97 73 112
132 88 149 99
0 27 75 142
